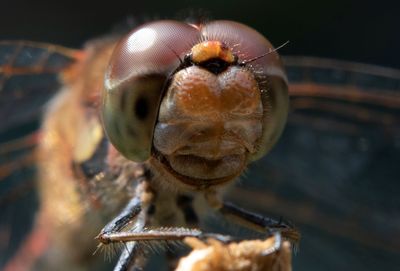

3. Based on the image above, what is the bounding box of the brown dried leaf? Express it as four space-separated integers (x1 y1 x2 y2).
176 234 291 271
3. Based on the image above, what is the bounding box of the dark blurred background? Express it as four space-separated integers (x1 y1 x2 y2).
1 1 399 271
1 0 399 68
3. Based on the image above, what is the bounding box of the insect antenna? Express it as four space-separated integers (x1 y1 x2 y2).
165 44 183 65
240 41 290 65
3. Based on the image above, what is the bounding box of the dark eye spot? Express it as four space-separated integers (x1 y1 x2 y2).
134 96 149 120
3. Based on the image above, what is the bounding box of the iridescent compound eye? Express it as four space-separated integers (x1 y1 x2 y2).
102 20 288 172
102 21 200 161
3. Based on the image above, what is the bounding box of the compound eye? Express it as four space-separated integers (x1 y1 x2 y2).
102 21 199 162
102 75 165 162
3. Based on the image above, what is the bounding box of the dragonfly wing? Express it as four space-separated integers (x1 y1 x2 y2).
0 41 79 267
0 41 79 133
229 57 400 270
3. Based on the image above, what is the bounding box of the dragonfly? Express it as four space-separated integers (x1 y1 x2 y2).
0 19 399 271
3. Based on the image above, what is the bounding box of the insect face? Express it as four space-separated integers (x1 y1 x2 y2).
102 20 289 190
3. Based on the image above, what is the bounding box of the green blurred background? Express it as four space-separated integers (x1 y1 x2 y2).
1 0 399 68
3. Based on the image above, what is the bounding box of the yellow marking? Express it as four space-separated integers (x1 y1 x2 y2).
191 41 235 64
73 115 103 163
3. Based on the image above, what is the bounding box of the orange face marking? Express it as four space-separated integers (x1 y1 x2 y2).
170 66 262 118
190 41 235 64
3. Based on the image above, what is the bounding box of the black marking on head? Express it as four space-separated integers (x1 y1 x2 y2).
198 58 232 74
175 54 239 75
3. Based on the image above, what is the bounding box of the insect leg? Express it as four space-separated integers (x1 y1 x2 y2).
98 226 241 248
96 180 153 271
113 242 144 271
98 196 142 239
97 227 203 243
205 192 301 244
